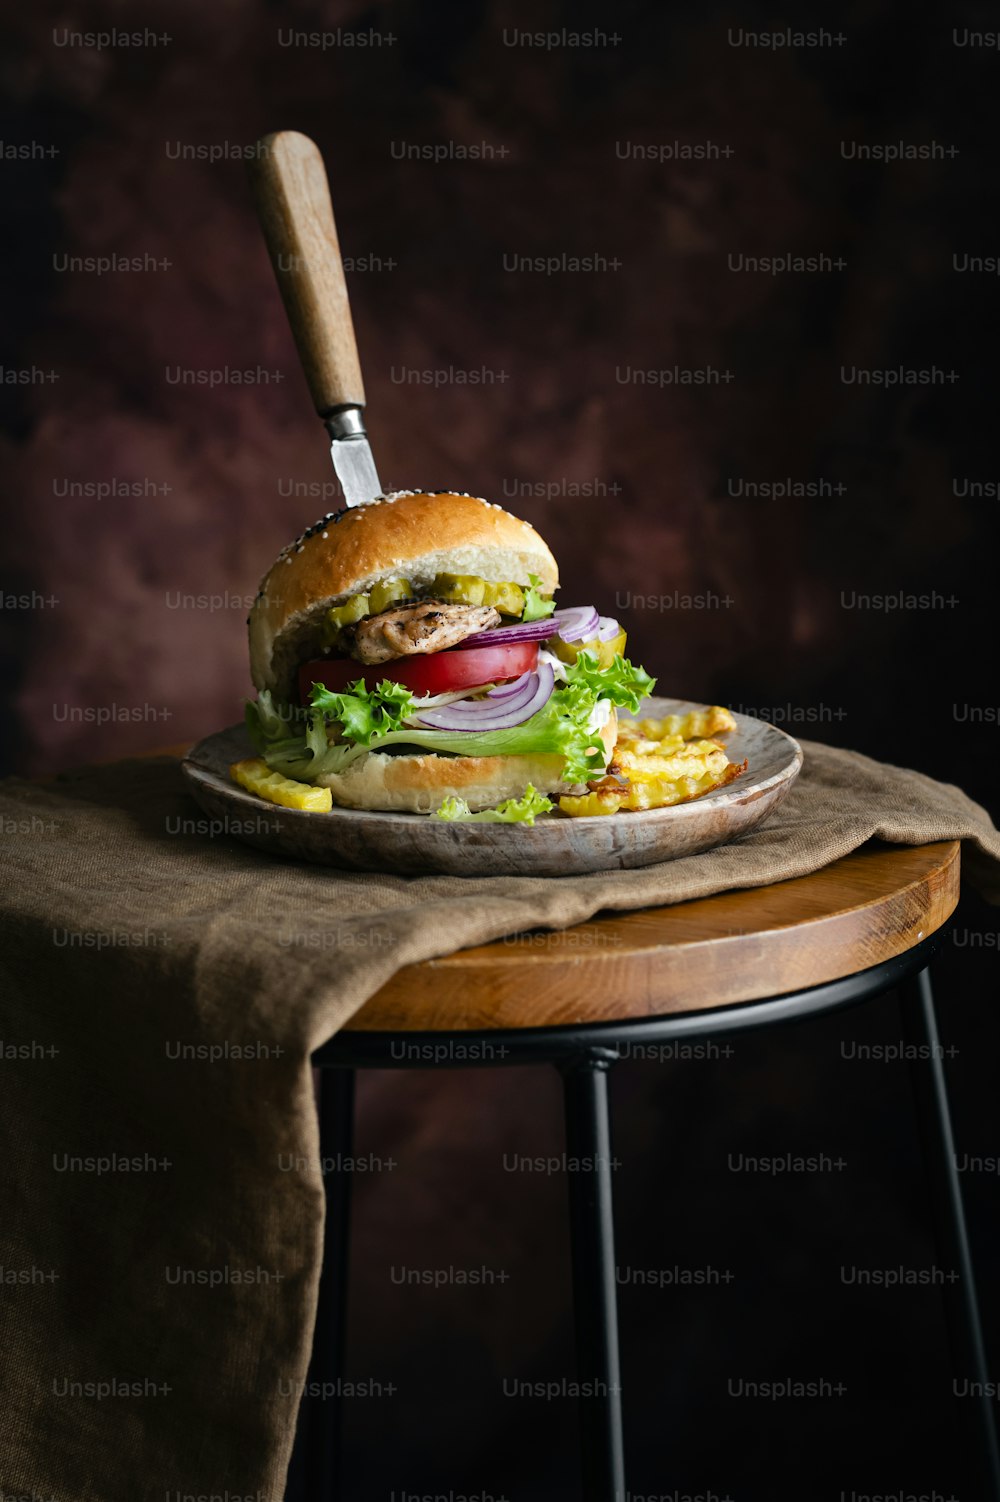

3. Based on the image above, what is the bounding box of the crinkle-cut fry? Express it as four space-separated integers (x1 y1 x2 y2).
561 704 744 817
558 789 628 817
614 742 731 783
619 733 687 756
560 757 747 816
230 758 332 813
622 758 747 810
619 706 737 743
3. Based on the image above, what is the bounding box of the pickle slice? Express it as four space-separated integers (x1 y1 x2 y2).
368 577 414 614
327 593 370 629
431 574 529 613
550 631 628 669
482 581 525 616
432 573 487 606
321 592 370 647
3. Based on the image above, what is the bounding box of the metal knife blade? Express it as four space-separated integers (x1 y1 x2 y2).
249 133 383 509
325 407 381 508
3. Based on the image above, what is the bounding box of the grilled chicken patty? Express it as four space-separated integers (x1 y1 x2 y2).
348 599 501 665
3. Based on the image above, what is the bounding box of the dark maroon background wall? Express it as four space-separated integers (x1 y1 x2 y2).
3 2 999 1499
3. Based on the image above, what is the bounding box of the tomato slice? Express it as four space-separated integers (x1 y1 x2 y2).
298 640 540 703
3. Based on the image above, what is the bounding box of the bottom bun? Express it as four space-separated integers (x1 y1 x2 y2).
315 710 618 813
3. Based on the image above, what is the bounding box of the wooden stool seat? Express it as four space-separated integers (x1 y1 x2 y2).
305 835 999 1499
348 839 961 1032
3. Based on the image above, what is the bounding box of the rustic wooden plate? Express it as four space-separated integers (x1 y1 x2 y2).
179 699 802 876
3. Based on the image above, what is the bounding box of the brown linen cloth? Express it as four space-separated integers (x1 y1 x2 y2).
1 739 999 1502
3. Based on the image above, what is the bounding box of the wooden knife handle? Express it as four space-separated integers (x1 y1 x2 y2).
249 131 366 414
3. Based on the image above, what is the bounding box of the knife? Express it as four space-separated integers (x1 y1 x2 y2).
249 131 381 508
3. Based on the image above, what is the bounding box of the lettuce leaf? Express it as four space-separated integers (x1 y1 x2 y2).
561 650 655 712
432 784 554 824
248 685 604 784
245 691 306 754
243 651 656 788
522 572 556 622
309 677 415 745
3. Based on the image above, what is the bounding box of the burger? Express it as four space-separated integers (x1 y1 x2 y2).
244 490 655 817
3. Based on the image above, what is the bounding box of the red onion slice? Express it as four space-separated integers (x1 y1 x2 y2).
415 673 539 725
413 671 540 727
484 672 533 699
460 618 559 648
413 662 555 730
461 604 602 648
549 605 600 642
598 616 622 641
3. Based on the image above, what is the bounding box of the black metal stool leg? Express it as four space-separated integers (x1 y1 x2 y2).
295 1067 355 1501
899 968 1000 1498
562 1050 626 1502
